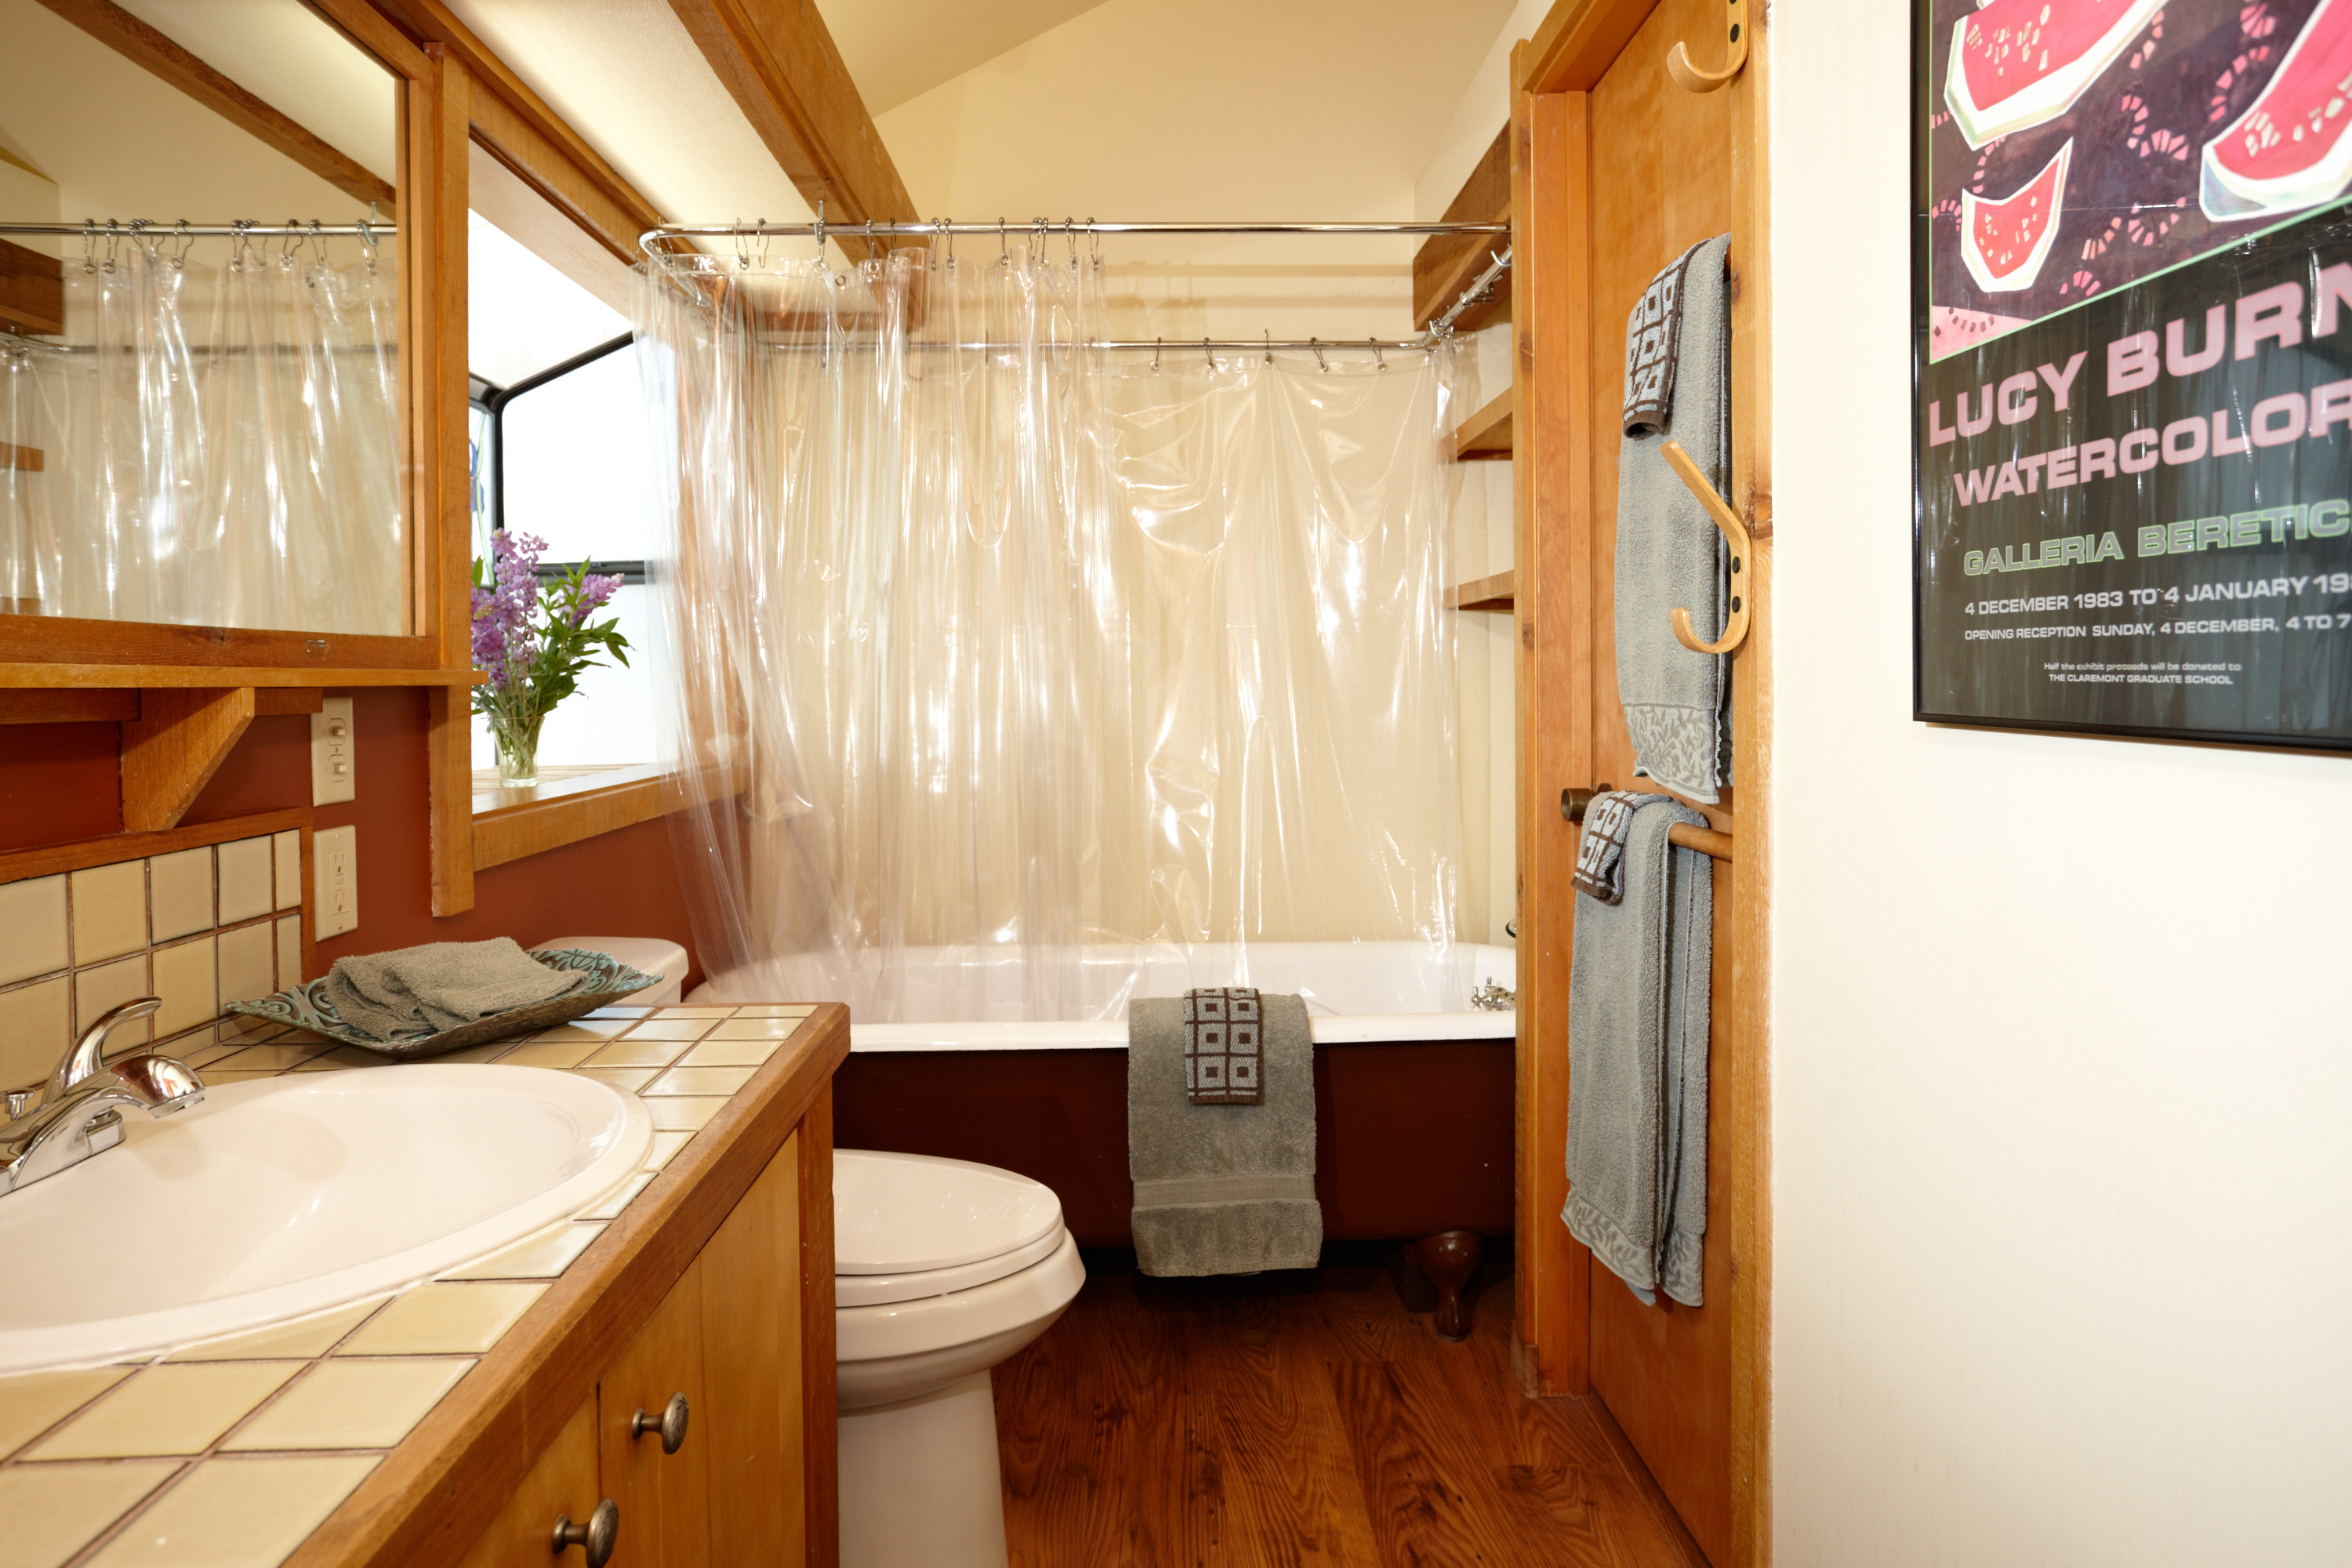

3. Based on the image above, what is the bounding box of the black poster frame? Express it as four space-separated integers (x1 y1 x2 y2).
1910 0 2352 754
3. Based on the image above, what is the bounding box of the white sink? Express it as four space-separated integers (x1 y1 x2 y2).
0 1064 654 1373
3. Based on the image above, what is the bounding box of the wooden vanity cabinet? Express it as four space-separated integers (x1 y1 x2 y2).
292 1012 847 1568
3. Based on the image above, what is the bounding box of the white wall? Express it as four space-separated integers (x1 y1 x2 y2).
1771 5 2352 1564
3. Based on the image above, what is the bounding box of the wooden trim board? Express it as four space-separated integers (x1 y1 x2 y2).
0 805 313 886
471 765 673 870
1454 386 1516 460
1446 570 1517 614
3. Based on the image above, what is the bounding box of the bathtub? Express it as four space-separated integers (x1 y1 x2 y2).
690 942 1518 1246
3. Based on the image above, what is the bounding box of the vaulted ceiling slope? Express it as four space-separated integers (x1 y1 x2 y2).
813 0 1114 117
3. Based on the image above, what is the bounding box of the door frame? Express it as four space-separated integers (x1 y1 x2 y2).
1508 2 1773 1562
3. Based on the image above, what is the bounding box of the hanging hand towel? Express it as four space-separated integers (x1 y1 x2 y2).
1129 993 1319 1276
1615 233 1733 804
1562 796 1712 1307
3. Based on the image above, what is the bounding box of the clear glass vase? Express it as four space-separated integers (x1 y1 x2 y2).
487 710 544 789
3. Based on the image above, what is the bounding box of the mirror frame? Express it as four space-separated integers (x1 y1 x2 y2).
0 0 470 694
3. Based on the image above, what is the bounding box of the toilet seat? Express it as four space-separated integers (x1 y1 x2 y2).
837 1226 1066 1308
833 1149 1069 1308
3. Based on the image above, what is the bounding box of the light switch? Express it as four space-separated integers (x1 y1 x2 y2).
310 697 356 805
314 825 358 939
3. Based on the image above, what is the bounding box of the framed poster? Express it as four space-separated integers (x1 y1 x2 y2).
1914 0 2352 749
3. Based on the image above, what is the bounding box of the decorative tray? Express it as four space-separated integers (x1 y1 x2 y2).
223 948 664 1061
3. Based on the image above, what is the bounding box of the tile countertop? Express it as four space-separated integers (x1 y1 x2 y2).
0 1002 835 1568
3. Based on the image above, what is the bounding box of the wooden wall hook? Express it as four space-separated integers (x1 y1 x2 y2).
1666 0 1748 93
1659 440 1752 658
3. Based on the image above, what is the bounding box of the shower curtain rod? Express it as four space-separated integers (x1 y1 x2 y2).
641 219 1509 253
0 222 394 238
659 240 1515 351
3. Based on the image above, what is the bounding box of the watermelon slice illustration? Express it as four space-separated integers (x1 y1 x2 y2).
2201 0 2352 220
1945 0 2165 149
1961 140 2073 293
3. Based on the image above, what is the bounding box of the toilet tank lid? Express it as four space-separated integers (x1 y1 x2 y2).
833 1149 1064 1274
535 935 689 986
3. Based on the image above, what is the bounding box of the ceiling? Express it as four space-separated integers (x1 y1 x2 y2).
814 0 1116 116
441 0 815 229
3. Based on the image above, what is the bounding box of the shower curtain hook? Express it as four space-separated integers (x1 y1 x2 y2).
1064 218 1076 267
103 220 122 274
999 218 1008 266
812 200 826 259
938 216 954 268
172 220 194 270
1088 219 1101 264
1263 329 1272 365
80 220 96 274
1370 336 1385 370
1152 336 1162 372
755 220 771 270
1310 337 1328 372
307 218 325 268
1203 336 1215 370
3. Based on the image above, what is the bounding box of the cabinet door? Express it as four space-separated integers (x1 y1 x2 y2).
457 1393 604 1568
696 1130 804 1565
599 1257 713 1568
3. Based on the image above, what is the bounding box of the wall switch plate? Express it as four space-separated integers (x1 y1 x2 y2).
314 825 358 938
310 697 355 805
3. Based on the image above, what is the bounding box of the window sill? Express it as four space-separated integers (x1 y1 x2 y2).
470 764 670 870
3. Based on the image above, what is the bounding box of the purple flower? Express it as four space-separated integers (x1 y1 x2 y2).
572 572 624 625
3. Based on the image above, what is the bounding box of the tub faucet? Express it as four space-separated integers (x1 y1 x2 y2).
0 997 205 1198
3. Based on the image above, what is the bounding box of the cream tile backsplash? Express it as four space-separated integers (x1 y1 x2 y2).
0 830 307 1093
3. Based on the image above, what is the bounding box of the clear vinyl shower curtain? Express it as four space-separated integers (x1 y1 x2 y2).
636 244 1464 1023
0 244 403 631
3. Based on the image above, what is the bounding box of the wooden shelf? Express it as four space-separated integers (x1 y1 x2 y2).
1414 127 1512 335
1452 387 1515 460
471 764 670 871
1445 569 1516 614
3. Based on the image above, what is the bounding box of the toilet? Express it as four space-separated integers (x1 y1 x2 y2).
834 1149 1085 1568
533 935 691 1007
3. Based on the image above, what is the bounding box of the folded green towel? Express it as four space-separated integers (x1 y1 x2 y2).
325 938 588 1041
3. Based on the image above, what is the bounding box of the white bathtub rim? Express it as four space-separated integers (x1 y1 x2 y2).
836 1011 1514 1052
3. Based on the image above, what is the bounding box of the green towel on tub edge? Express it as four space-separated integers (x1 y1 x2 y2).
1127 993 1320 1276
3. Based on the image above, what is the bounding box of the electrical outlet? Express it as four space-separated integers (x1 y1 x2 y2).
310 696 355 805
314 825 358 938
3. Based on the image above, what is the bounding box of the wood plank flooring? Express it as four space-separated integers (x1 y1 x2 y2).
993 1248 1710 1567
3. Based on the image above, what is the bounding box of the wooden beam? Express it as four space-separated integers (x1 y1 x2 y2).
121 687 256 832
299 0 430 78
467 89 653 267
1452 386 1515 460
361 0 666 243
0 689 139 725
0 238 65 338
666 0 916 239
1416 127 1512 332
30 0 394 209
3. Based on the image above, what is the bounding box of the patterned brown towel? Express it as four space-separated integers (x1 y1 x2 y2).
1570 790 1674 906
1183 987 1263 1105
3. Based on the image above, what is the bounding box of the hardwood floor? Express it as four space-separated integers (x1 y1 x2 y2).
993 1247 1709 1567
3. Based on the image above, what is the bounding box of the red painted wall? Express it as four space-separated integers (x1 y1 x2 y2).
0 689 699 987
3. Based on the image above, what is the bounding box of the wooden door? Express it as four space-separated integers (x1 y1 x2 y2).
600 1257 714 1568
1512 0 1772 1565
456 1393 603 1568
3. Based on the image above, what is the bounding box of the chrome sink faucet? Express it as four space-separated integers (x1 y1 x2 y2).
1 997 205 1198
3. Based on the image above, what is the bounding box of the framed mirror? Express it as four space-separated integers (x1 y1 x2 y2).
0 0 445 674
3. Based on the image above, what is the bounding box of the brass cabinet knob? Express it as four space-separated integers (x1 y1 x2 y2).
630 1392 689 1455
552 1499 619 1567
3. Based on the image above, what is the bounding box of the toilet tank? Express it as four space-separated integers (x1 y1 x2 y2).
537 935 690 1007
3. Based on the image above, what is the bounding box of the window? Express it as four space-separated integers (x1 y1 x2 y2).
466 212 656 776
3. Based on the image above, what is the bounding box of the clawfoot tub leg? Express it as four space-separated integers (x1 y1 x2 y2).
1411 1230 1482 1341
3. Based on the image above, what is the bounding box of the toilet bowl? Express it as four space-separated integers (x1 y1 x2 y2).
834 1149 1084 1568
